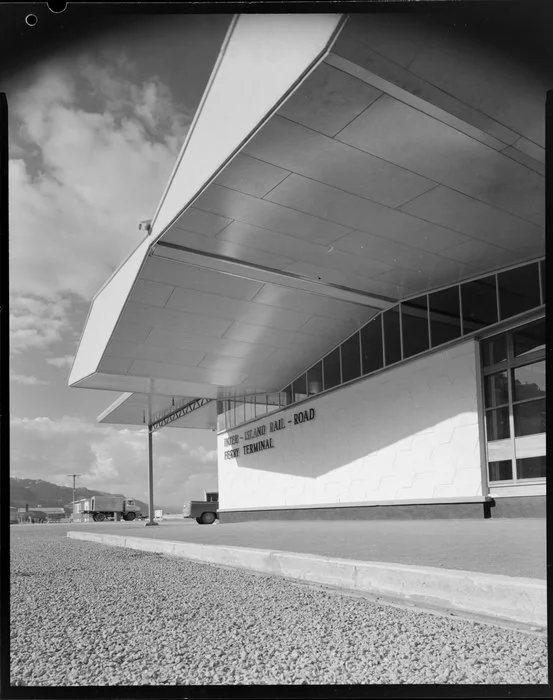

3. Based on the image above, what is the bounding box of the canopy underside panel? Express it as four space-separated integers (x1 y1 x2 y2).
71 13 546 428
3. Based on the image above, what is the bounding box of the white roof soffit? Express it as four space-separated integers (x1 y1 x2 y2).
72 11 545 411
69 12 346 394
149 13 346 240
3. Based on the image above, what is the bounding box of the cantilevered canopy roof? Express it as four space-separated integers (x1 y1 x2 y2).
70 12 546 429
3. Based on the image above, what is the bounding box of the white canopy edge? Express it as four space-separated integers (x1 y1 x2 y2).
69 236 151 386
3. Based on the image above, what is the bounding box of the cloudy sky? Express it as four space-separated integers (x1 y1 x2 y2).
8 13 230 508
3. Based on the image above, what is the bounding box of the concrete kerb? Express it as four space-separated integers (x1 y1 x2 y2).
66 531 547 628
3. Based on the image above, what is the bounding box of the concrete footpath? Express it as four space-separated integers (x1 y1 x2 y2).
66 518 547 630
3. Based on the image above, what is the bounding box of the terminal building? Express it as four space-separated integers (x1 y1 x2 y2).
70 12 547 521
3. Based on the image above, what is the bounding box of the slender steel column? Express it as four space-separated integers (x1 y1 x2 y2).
145 427 158 526
67 473 81 522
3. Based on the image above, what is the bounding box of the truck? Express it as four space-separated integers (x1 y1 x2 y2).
183 491 219 525
78 496 142 522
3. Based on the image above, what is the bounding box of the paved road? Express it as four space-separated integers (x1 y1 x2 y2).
66 517 546 579
10 527 548 686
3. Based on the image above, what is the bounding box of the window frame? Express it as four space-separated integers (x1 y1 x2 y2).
482 319 546 485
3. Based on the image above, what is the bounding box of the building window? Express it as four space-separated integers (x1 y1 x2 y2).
484 370 509 408
267 392 282 415
485 407 510 441
482 335 508 367
488 460 513 482
341 332 361 383
429 286 461 347
254 397 269 419
361 318 383 375
282 385 293 406
512 361 545 402
497 263 540 321
512 359 546 437
513 399 546 437
218 391 289 430
244 399 257 423
292 374 308 403
401 296 429 359
513 320 545 358
383 307 401 365
461 275 497 333
516 456 546 480
482 317 546 485
323 348 341 390
307 362 323 396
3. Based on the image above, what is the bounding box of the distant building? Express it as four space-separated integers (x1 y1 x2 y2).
37 507 66 520
16 506 65 522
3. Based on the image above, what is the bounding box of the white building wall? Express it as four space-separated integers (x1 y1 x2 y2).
218 340 485 511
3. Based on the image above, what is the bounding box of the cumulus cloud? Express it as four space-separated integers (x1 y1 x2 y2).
10 416 217 507
10 372 50 386
77 58 188 145
10 295 72 355
9 54 190 351
46 355 75 368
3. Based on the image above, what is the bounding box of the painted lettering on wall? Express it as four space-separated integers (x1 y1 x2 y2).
223 409 316 460
244 425 266 440
243 438 274 455
293 408 315 425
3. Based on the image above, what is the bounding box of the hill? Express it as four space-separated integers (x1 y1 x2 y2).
9 477 151 515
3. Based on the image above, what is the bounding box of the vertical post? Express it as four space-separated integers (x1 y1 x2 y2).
67 474 81 522
145 426 158 526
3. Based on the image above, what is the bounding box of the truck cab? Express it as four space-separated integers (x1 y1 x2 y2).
183 491 219 525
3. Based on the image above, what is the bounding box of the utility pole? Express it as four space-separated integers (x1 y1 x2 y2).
67 474 81 522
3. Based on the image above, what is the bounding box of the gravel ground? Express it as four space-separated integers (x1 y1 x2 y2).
10 526 548 686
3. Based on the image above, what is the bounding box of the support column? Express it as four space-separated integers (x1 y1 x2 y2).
145 426 158 526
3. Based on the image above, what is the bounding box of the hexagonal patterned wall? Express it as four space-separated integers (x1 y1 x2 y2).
218 340 484 510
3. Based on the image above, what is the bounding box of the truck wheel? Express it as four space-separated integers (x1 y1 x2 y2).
125 512 136 521
198 512 216 525
93 513 106 522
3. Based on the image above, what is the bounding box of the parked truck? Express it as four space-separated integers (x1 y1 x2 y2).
78 496 141 522
183 491 219 525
